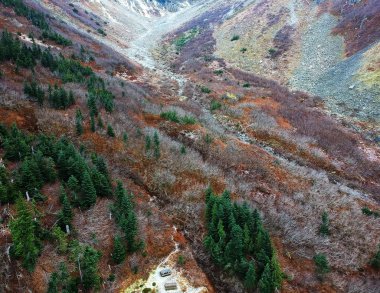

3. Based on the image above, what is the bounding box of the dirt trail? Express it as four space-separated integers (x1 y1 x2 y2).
124 226 207 293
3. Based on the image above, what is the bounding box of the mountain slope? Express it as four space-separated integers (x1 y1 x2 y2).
0 0 380 292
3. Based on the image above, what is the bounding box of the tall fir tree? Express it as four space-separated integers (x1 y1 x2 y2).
270 253 283 291
258 263 273 293
75 109 83 135
90 114 96 132
81 246 101 290
9 198 41 272
145 135 151 154
80 171 96 209
244 261 257 290
112 235 127 264
59 189 73 228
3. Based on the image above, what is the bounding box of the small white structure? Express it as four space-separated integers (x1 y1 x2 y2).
164 281 177 291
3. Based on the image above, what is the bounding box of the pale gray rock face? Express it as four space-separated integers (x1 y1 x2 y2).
122 0 194 16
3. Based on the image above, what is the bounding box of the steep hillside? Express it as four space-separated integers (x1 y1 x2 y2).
214 0 380 126
0 0 380 293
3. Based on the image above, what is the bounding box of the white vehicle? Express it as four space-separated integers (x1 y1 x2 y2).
159 268 172 277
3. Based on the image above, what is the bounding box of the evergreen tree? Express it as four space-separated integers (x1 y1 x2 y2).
112 181 141 252
80 246 101 290
93 155 110 180
270 253 283 291
52 226 68 253
91 168 112 197
153 131 160 159
59 191 73 228
107 124 115 137
244 261 257 290
243 223 253 254
24 81 44 106
19 157 43 197
313 253 330 276
75 109 83 135
0 166 19 203
34 151 57 183
47 271 59 293
3 124 30 161
180 145 186 154
319 211 330 236
370 245 380 269
112 235 127 264
97 116 104 129
224 224 243 265
68 90 75 105
90 114 96 132
87 95 98 116
47 262 71 293
203 187 282 292
9 198 41 272
217 219 226 245
123 211 138 252
80 171 96 209
145 135 151 154
122 132 128 144
258 263 273 293
67 175 79 192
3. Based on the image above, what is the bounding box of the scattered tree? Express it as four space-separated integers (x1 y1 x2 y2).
112 235 127 264
319 211 330 236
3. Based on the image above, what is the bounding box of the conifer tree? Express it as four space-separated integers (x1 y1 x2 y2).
47 271 59 293
91 168 112 197
81 246 101 290
180 145 186 155
97 116 104 129
313 253 330 276
75 109 83 135
0 166 18 203
112 235 127 264
370 245 380 269
9 198 41 272
52 226 68 253
217 219 226 245
87 95 98 116
80 171 96 209
3 125 30 161
122 132 128 144
258 263 273 293
145 135 151 154
243 223 253 254
67 175 79 192
107 124 115 137
244 261 257 290
19 158 43 197
123 211 138 252
47 262 70 293
68 90 75 105
153 131 160 159
90 114 96 132
59 190 73 228
224 224 243 264
319 211 330 236
270 253 283 291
